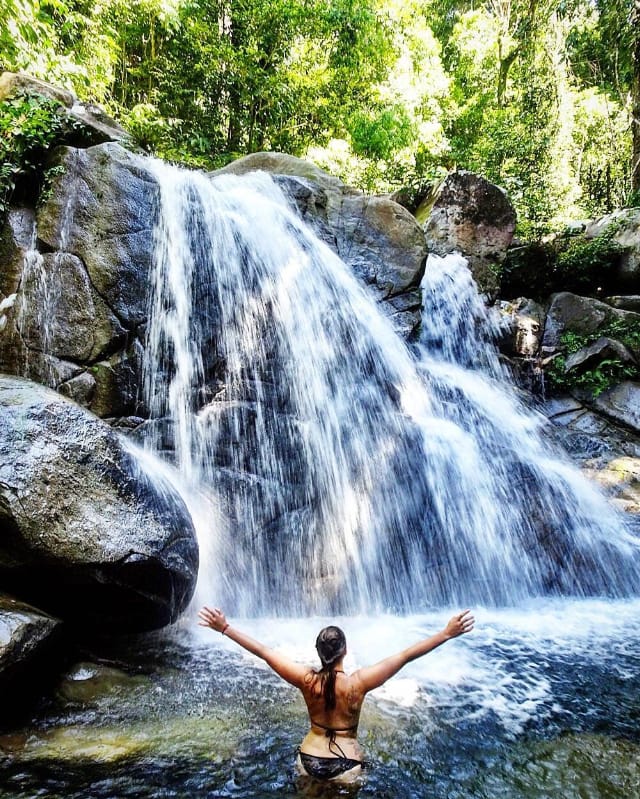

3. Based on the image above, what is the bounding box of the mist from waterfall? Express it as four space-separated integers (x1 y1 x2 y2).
143 161 640 616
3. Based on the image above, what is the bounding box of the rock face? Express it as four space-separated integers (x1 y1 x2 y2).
0 594 63 717
543 394 640 514
0 376 198 631
591 381 640 434
0 143 155 421
423 170 516 296
213 152 428 337
542 292 640 351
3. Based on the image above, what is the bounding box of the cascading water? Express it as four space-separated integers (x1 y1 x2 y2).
3 158 640 799
143 161 640 616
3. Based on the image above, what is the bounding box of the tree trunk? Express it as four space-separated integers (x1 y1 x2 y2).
632 0 640 194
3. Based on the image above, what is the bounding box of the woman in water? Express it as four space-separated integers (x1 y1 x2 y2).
198 606 474 783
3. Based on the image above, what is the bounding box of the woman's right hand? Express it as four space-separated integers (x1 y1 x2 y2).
198 605 228 633
443 610 475 639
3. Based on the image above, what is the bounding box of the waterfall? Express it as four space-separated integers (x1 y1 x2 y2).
143 161 640 616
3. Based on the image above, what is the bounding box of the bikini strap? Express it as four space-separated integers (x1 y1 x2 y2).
310 719 358 734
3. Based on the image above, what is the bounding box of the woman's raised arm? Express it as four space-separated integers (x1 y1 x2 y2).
198 606 310 689
353 610 474 694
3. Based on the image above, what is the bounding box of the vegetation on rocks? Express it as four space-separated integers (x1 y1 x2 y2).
0 92 81 214
546 317 640 396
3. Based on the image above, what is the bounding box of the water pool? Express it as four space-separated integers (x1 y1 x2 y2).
1 600 639 798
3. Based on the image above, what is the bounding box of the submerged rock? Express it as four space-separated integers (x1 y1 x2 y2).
0 376 198 631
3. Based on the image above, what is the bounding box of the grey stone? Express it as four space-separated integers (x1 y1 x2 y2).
604 295 640 312
58 370 97 405
331 194 427 298
542 292 640 350
564 337 636 373
67 102 134 147
36 143 157 326
0 71 74 107
542 396 585 419
0 375 198 630
16 252 125 361
585 208 640 291
0 593 62 715
89 339 145 418
591 381 640 435
210 151 356 196
423 170 516 295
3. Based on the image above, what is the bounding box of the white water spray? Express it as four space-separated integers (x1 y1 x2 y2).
142 162 640 615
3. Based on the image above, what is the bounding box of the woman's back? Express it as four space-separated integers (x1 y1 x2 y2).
299 670 365 762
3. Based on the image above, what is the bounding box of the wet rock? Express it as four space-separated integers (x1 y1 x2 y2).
88 340 146 419
212 153 427 337
0 209 37 372
0 593 63 717
0 375 198 631
16 252 125 361
36 143 157 327
57 661 150 704
334 194 427 298
423 170 516 296
590 381 640 435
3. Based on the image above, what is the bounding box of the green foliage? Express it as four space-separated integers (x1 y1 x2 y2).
553 226 624 294
0 92 78 214
501 224 624 300
0 0 636 224
545 317 640 396
349 104 413 161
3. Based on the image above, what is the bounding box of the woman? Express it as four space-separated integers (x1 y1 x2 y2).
198 606 474 783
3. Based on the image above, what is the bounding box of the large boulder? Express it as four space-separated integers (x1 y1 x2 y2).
0 594 63 717
423 170 516 296
0 375 198 631
36 143 156 326
212 152 427 337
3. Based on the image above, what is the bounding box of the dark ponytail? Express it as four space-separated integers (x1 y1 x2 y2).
315 626 346 711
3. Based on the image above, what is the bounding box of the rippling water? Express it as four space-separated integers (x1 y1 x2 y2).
1 601 639 798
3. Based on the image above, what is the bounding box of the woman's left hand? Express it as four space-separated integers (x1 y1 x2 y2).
198 605 228 633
